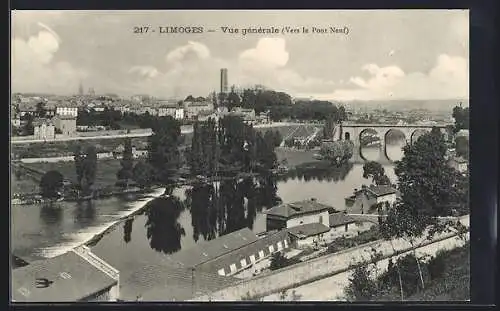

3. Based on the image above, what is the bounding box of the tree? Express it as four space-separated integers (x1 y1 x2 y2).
319 140 354 166
344 264 378 301
269 251 289 270
455 136 469 159
226 90 241 110
74 144 86 188
132 161 154 188
147 116 182 190
452 105 469 133
83 145 98 193
36 102 46 118
116 138 134 187
380 127 465 292
39 170 64 199
363 161 391 185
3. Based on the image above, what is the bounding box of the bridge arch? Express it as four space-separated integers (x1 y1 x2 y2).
383 129 407 162
410 129 430 145
358 128 381 161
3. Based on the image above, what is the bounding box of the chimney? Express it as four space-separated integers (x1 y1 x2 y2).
310 198 317 202
361 185 367 189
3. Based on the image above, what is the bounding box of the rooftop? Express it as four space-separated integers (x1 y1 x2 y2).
287 223 331 238
11 251 118 302
264 199 331 219
329 212 356 228
164 228 259 269
362 185 397 197
127 265 239 301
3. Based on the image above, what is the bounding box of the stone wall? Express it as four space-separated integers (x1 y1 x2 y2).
193 216 469 301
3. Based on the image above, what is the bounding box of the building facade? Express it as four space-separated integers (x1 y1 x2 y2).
33 119 56 140
265 199 332 231
56 106 78 118
53 115 77 136
345 185 397 213
184 101 214 119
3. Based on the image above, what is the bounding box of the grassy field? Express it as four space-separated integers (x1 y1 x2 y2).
11 171 40 194
23 159 122 188
276 147 319 167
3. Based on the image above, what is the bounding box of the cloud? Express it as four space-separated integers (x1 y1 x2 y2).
315 54 468 101
165 41 211 63
11 26 86 94
128 65 160 79
235 38 335 94
125 41 225 98
239 38 289 69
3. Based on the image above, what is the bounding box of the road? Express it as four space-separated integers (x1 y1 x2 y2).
262 233 468 301
11 122 302 144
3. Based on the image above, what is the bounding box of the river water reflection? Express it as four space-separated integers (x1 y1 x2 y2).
12 145 403 287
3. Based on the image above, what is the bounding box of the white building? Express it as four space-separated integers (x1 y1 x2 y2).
288 223 330 248
264 198 331 232
175 108 185 120
33 118 56 140
56 106 78 118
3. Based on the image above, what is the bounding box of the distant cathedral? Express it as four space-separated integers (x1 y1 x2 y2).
78 82 84 95
88 87 95 96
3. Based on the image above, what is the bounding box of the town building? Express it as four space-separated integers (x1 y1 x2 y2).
18 102 38 117
53 115 77 136
126 227 289 301
157 102 179 117
33 118 56 140
288 223 331 248
56 103 78 118
12 246 119 302
345 185 397 214
45 101 57 117
184 101 214 119
230 107 256 124
448 156 468 174
175 108 185 120
264 199 331 232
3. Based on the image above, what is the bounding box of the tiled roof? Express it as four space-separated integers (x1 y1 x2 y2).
127 265 239 301
287 223 331 238
196 229 289 274
164 228 258 269
366 185 397 197
11 251 117 302
329 212 356 228
264 199 331 219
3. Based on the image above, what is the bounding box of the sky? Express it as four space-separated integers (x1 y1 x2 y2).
11 10 469 101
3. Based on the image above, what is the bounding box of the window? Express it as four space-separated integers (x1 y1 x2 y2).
319 216 323 223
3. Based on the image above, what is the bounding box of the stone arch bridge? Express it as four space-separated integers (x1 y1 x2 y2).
334 122 452 163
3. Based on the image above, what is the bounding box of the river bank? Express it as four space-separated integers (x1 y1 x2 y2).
34 187 166 259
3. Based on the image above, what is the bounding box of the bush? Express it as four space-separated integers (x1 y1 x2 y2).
427 250 447 280
344 264 378 301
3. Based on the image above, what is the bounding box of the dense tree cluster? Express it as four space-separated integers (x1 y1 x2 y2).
362 161 391 186
74 144 98 194
116 138 134 188
146 116 183 190
452 105 469 133
188 116 280 177
39 170 64 199
319 140 354 166
77 108 122 130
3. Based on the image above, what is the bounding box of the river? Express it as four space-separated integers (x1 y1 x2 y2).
11 142 405 297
